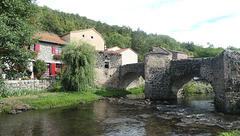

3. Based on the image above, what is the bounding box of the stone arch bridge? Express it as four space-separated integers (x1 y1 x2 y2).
118 47 240 114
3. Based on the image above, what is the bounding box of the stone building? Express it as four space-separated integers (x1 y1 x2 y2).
60 28 105 51
30 28 138 88
168 50 188 60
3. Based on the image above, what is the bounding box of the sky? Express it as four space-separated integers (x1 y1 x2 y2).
37 0 240 48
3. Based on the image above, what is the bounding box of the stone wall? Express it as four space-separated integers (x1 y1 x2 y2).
144 47 172 99
118 63 145 90
220 50 240 113
4 80 54 90
144 47 240 114
37 42 63 64
95 52 122 89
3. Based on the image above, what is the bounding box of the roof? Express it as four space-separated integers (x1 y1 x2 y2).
60 28 106 44
106 46 121 51
168 49 188 54
149 46 171 55
35 34 66 45
100 46 138 55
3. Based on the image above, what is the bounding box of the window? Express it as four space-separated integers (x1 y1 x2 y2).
55 47 62 54
82 34 85 38
30 44 35 51
55 64 62 71
43 63 50 77
91 36 94 39
105 62 109 68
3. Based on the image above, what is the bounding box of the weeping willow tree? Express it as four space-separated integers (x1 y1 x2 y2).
61 41 97 92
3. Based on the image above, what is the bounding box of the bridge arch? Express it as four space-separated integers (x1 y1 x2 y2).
145 47 240 114
118 63 145 90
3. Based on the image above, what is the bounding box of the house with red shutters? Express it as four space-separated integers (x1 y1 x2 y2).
33 33 66 78
33 28 138 80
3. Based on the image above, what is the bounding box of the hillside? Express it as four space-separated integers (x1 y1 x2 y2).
37 6 229 61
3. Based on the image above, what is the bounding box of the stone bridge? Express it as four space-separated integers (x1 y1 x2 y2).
144 47 240 114
118 62 145 90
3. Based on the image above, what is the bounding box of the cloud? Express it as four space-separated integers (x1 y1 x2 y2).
37 0 240 48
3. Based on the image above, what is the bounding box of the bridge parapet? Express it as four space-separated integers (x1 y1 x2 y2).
119 62 144 78
145 47 240 114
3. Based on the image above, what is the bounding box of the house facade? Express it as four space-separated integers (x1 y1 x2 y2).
33 28 138 89
168 50 188 60
60 28 105 51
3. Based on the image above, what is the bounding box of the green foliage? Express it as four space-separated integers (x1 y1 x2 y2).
48 80 62 92
0 0 39 78
61 41 97 92
33 59 47 79
22 76 30 80
127 84 145 95
0 89 45 98
0 78 6 94
184 81 213 96
227 46 240 51
219 130 240 136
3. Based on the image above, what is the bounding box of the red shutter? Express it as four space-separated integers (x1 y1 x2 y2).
35 44 40 52
52 46 56 54
51 63 56 76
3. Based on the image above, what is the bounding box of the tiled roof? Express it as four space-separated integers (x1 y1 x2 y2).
100 47 138 55
35 34 66 45
168 49 187 54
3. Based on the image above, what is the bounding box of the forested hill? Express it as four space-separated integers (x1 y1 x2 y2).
37 6 238 61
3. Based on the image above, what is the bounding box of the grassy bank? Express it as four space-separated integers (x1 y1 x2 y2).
0 85 145 113
219 130 240 136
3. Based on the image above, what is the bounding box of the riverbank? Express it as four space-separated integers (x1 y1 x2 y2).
0 85 144 114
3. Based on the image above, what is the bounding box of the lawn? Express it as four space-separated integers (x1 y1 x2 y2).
0 85 145 113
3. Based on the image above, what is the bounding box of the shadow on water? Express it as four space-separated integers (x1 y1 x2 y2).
0 93 240 136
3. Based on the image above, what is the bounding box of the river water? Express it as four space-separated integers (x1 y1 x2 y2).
1 94 240 136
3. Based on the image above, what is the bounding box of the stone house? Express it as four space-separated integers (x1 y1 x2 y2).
60 28 105 51
168 50 188 60
103 46 138 65
31 28 138 87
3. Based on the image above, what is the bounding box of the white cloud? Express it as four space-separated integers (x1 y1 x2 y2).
37 0 240 48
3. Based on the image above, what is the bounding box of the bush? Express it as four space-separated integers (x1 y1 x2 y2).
22 76 30 80
33 60 47 80
48 80 62 92
0 78 6 94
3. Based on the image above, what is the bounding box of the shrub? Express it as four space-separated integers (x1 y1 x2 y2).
48 80 62 92
33 60 47 80
22 76 30 80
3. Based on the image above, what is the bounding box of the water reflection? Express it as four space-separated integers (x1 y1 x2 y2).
0 94 239 136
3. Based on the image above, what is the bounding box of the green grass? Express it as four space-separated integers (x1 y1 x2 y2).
0 89 47 98
0 85 145 112
219 130 240 136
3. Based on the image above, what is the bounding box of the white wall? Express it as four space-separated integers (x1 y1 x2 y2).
121 49 138 65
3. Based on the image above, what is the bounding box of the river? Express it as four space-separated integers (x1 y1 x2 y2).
1 94 240 136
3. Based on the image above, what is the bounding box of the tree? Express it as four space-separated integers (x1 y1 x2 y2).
0 0 39 79
61 41 97 92
33 59 47 79
227 46 240 51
